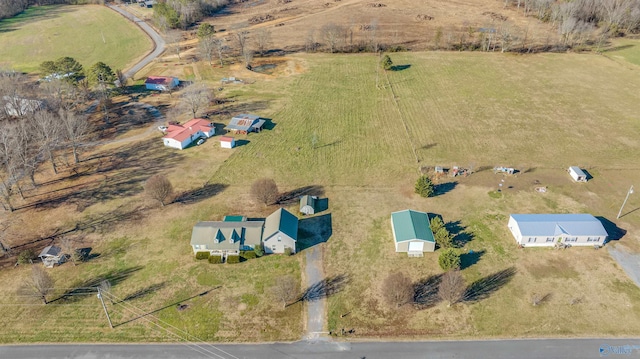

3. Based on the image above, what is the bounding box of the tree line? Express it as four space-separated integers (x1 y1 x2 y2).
153 0 229 31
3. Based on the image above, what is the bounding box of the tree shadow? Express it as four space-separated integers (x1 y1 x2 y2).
114 287 220 327
315 140 342 149
277 185 325 205
295 274 349 303
0 5 74 32
462 267 516 303
118 282 166 303
50 265 144 303
433 181 457 196
413 273 442 309
391 64 411 71
420 143 437 150
597 216 626 242
460 250 485 270
445 220 474 247
297 214 332 251
603 44 635 52
174 183 228 205
18 138 182 212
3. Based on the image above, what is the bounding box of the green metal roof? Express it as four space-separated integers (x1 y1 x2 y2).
264 208 299 241
391 210 435 243
224 215 246 222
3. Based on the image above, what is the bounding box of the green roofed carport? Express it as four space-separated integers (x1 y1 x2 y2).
391 210 435 256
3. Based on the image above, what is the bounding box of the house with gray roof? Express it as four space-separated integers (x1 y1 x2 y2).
263 208 298 254
190 208 299 260
508 214 608 247
190 217 264 259
391 209 435 257
38 245 65 268
225 114 265 134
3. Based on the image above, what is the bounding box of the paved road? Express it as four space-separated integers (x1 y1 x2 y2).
2 339 640 359
106 4 166 80
305 245 326 340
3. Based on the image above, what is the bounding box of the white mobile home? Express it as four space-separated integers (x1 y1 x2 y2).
508 214 608 247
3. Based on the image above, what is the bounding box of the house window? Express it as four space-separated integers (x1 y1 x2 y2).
528 237 536 243
587 237 600 242
271 245 276 250
546 237 554 242
565 237 577 242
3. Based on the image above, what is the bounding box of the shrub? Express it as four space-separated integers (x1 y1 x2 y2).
208 255 222 264
195 251 210 260
415 175 435 197
241 250 257 260
284 247 293 256
439 248 461 271
18 250 35 265
227 255 240 264
381 54 393 70
429 216 445 234
254 245 264 257
435 227 454 249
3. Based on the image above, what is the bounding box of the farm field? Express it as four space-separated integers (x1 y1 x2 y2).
0 49 640 343
0 5 151 73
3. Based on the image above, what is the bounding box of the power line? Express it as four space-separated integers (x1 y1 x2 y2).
101 291 236 359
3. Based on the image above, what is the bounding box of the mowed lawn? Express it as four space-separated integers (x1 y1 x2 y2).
0 5 151 73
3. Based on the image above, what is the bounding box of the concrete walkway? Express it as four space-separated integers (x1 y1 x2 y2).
304 245 327 341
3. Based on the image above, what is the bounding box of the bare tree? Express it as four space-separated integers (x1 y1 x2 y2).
58 237 78 266
438 270 465 307
99 279 113 304
33 110 61 174
214 38 227 67
235 30 249 60
59 109 91 164
382 272 412 308
21 265 55 304
251 178 279 206
242 47 254 69
254 29 271 57
305 28 318 52
144 174 174 207
321 23 345 53
180 82 212 118
167 30 183 60
199 35 218 66
271 275 298 309
12 119 39 189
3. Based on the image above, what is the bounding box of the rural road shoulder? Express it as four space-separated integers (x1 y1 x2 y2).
106 4 166 80
2 339 640 358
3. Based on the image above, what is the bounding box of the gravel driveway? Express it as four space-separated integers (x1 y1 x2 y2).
608 244 640 287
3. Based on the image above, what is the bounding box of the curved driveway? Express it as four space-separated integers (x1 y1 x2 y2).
107 4 166 80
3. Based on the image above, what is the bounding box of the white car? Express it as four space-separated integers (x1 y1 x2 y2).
158 125 168 132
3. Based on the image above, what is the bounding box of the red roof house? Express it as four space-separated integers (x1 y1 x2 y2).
162 118 215 150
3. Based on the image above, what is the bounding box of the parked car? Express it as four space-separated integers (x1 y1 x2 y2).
196 138 206 146
158 125 168 132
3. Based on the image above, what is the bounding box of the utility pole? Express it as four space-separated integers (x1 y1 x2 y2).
97 287 113 329
617 185 634 219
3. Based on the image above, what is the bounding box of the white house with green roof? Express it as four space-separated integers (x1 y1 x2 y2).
263 208 299 254
391 209 435 257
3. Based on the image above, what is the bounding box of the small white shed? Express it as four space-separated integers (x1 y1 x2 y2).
299 195 317 215
568 166 587 182
220 136 235 148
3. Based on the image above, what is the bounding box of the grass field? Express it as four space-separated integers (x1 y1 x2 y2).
1 48 640 343
0 5 151 73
